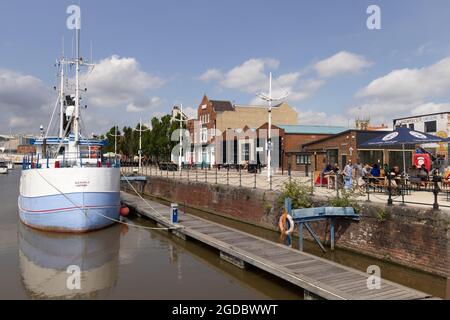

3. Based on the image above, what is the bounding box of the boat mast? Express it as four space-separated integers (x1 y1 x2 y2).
59 40 65 140
73 15 81 144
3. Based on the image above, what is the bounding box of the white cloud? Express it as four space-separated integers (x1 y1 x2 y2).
314 51 373 78
199 52 371 108
126 96 163 113
411 102 450 115
183 106 197 119
220 58 279 93
352 56 450 123
198 68 223 82
296 109 349 126
0 68 52 133
84 55 165 108
357 57 450 103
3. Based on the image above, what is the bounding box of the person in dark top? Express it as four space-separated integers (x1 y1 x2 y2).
370 164 381 177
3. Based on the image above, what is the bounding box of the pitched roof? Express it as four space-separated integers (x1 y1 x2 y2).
277 125 348 135
210 100 234 112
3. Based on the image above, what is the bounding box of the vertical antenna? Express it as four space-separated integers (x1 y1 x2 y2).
73 9 81 143
59 37 65 139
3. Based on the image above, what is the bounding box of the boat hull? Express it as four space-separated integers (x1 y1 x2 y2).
19 167 121 233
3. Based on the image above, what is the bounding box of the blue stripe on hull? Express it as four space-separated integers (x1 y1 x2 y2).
19 192 120 232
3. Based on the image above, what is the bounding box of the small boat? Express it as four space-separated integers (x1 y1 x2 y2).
0 162 8 174
7 160 13 170
18 6 120 233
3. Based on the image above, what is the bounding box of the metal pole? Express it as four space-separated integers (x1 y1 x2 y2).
387 173 393 206
114 126 117 158
139 118 142 173
433 172 440 210
267 72 272 183
298 223 304 252
330 218 335 251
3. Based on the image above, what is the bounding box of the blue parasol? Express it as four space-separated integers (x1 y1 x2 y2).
359 127 444 174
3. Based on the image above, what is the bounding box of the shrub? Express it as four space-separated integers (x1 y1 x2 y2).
278 181 313 209
328 190 361 213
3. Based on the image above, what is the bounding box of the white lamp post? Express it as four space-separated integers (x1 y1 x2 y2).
133 118 150 172
174 104 188 170
256 72 288 181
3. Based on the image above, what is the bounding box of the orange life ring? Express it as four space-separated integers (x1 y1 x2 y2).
279 209 294 236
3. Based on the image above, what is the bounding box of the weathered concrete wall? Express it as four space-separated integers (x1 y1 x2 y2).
130 176 450 277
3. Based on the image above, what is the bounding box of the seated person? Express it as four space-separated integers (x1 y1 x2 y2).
316 164 333 186
363 164 372 176
418 164 429 186
444 168 450 181
370 164 381 178
332 163 340 174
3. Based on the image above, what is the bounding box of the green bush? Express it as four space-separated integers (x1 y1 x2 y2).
328 190 360 213
278 181 313 209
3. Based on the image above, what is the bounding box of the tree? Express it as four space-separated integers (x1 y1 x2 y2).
104 112 186 163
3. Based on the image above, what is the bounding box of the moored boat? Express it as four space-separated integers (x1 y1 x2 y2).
18 6 121 233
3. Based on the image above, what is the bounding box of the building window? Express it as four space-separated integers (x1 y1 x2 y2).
296 155 311 165
242 143 250 162
201 128 208 143
424 121 437 133
326 149 339 166
409 124 414 130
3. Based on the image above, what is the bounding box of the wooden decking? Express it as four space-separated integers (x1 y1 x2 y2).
121 192 434 300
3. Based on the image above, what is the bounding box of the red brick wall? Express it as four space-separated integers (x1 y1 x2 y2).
283 133 331 172
304 131 359 171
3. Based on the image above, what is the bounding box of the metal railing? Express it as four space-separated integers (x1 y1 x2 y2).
22 151 120 170
121 162 450 211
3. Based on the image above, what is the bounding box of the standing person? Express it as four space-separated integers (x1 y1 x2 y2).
343 160 354 190
354 161 365 190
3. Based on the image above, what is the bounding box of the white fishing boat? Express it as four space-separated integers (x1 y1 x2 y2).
18 7 121 233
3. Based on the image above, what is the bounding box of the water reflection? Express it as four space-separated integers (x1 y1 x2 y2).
18 223 121 299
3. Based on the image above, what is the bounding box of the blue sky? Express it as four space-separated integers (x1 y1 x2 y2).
1 0 450 134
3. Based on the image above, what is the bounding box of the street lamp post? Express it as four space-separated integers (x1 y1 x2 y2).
174 104 188 170
133 118 150 172
107 125 122 165
257 72 288 181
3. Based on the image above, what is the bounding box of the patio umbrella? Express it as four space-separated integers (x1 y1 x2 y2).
358 127 444 175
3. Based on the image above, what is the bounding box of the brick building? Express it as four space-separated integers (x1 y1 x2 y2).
186 95 298 166
302 130 392 172
211 123 347 172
